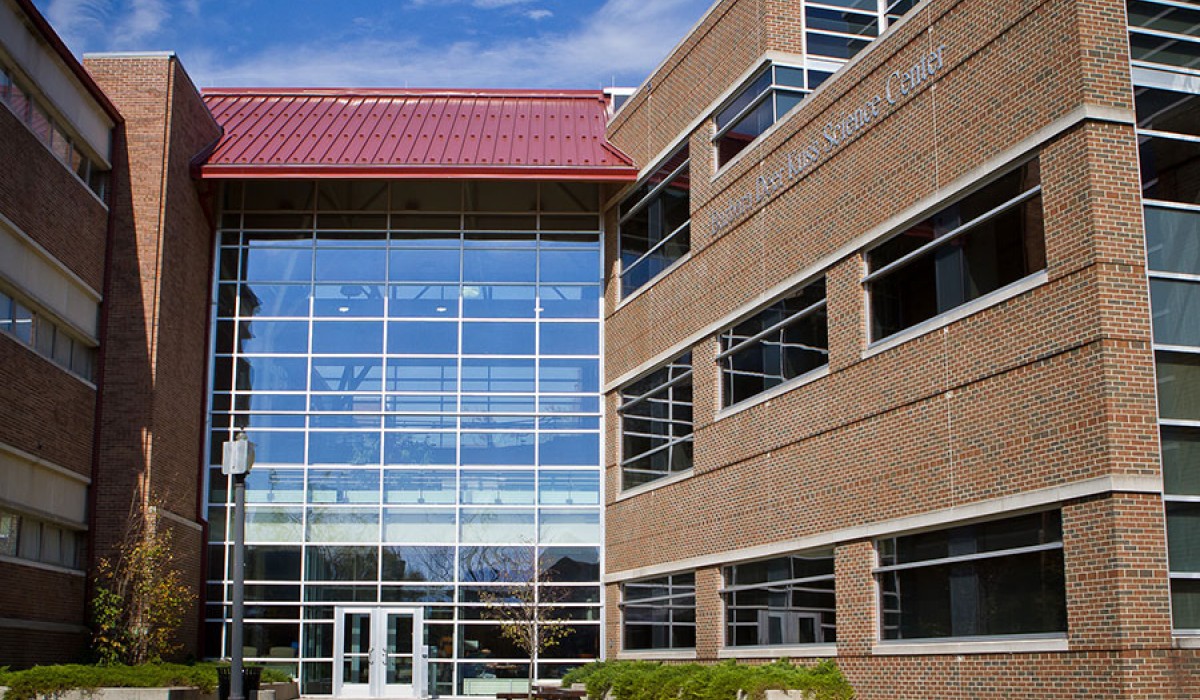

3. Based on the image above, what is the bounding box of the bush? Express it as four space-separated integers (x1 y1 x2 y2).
561 659 854 700
0 662 292 700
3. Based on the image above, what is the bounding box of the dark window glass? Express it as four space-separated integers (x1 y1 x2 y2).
1150 278 1200 345
1173 579 1200 630
720 278 827 407
805 7 879 36
723 551 836 647
869 160 1045 339
620 353 693 489
619 147 690 297
1130 28 1200 70
879 512 1065 640
1157 350 1200 421
382 546 456 582
1145 206 1200 275
245 546 302 581
622 572 696 650
1167 502 1200 572
806 32 872 60
305 546 379 581
1136 86 1200 137
1141 135 1200 204
1163 426 1200 496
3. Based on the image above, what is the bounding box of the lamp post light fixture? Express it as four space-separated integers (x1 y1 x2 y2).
221 431 255 700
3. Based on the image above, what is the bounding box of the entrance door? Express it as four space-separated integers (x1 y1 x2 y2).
334 607 425 698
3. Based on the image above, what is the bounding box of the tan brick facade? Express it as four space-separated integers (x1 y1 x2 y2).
603 0 1199 696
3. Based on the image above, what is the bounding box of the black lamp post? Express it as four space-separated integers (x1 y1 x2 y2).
222 431 255 700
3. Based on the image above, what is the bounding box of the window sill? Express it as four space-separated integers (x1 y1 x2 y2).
614 252 693 313
615 469 695 503
864 271 1048 360
1175 635 1200 649
617 649 698 661
872 635 1067 656
719 644 837 659
713 366 830 423
0 553 85 577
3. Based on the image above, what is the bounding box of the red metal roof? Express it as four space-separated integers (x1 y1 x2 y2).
199 88 637 181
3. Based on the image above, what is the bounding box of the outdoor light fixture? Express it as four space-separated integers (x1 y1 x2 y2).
221 431 255 700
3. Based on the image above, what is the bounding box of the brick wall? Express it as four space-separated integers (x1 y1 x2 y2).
83 53 221 658
602 0 1195 695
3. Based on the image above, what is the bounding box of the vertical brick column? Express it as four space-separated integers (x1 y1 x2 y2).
835 539 878 657
1063 493 1173 651
826 256 865 374
694 565 725 661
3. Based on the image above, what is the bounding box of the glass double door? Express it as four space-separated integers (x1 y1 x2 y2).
335 607 424 698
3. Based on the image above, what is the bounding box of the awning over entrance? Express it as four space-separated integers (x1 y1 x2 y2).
199 88 638 181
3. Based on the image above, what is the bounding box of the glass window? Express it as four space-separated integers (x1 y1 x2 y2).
719 278 828 407
714 62 814 167
1163 426 1200 496
384 470 456 504
383 508 456 543
619 146 690 297
306 508 379 543
867 159 1045 340
382 546 456 582
539 285 600 319
539 510 600 544
1150 278 1200 346
311 358 383 392
460 509 536 543
460 470 536 505
242 248 314 282
389 249 460 282
622 572 696 650
1145 206 1200 275
305 546 378 581
462 285 536 318
384 432 456 465
389 284 458 317
461 358 536 393
538 433 598 466
539 471 600 505
540 323 598 356
1157 351 1200 420
460 432 536 466
619 353 693 490
387 321 458 355
461 322 536 355
539 359 599 393
878 511 1066 640
246 507 304 543
722 551 836 647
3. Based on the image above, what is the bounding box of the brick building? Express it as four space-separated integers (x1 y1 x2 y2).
2 0 1200 696
603 0 1200 697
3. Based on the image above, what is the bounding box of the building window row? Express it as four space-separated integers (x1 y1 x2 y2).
714 62 832 168
621 571 696 651
722 551 836 647
878 510 1066 640
618 352 694 490
617 146 690 298
718 276 828 408
865 158 1045 341
0 288 95 381
0 63 109 201
621 511 1066 653
1128 0 1200 75
0 508 83 570
1135 74 1200 635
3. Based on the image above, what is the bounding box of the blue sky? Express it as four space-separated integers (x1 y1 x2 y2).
35 0 715 89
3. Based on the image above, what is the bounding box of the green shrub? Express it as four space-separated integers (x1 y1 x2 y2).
561 659 854 700
0 662 292 700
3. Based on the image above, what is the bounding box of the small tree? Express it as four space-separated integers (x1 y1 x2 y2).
478 548 574 698
92 501 195 665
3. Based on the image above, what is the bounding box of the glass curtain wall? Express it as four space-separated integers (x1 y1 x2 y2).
205 179 603 696
1129 0 1200 636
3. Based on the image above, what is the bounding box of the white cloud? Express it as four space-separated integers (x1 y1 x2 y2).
525 8 552 20
186 0 710 89
115 0 169 43
44 0 111 52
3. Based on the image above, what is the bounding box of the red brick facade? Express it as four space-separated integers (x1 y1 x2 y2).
84 53 222 658
603 0 1198 696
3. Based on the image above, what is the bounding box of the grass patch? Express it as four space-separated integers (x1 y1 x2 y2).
0 662 292 700
561 659 854 700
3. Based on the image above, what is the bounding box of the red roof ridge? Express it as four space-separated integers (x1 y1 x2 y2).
202 87 608 100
